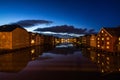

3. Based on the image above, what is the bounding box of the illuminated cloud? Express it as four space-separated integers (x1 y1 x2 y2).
34 25 96 38
11 20 53 28
34 25 96 34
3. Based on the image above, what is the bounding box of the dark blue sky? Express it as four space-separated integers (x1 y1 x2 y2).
0 0 120 31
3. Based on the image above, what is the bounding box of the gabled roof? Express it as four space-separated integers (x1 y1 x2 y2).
103 27 120 37
0 24 24 32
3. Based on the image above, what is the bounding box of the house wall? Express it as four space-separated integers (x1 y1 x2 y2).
12 28 29 49
96 28 115 52
90 34 96 48
0 32 12 49
35 34 41 45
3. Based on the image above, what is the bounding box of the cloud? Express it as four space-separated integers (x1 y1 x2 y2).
34 25 96 34
11 20 53 27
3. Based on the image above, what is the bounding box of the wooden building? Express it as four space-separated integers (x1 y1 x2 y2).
29 32 41 46
96 27 120 52
81 35 91 47
43 35 55 45
0 24 29 49
0 48 31 72
90 34 97 48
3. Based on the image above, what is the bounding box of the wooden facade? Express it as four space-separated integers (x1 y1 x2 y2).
96 27 120 52
29 32 42 46
0 25 29 49
90 34 97 48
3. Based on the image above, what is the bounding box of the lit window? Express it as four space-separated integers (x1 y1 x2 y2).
97 38 100 40
106 46 109 49
105 34 107 36
31 40 35 44
98 41 100 44
101 46 104 49
106 57 110 60
102 62 104 66
119 68 120 71
97 53 100 56
91 38 94 40
119 37 120 41
97 45 100 47
31 49 35 54
101 30 104 33
107 42 110 45
102 69 104 73
102 38 104 40
97 60 100 63
106 37 110 40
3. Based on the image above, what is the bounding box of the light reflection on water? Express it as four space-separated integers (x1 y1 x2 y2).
81 48 120 74
1 44 120 79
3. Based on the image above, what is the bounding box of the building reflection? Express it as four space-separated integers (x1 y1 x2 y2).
81 48 120 73
0 46 47 72
30 46 44 60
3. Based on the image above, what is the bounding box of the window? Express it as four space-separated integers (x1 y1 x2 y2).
101 30 104 33
106 46 109 49
107 42 110 45
106 57 110 60
97 53 100 56
97 37 100 40
106 37 110 40
97 45 100 47
97 41 100 44
101 46 104 49
31 40 35 44
105 34 107 36
119 37 120 41
102 38 104 40
31 49 35 54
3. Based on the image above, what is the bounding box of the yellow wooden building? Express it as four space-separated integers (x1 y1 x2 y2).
29 32 41 46
0 24 29 49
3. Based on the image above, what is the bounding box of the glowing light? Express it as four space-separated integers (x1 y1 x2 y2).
102 69 104 73
97 41 100 44
107 42 110 45
106 46 109 49
119 68 120 71
31 40 35 44
102 38 104 40
102 62 104 66
97 53 100 56
97 60 100 63
119 37 120 41
101 30 104 33
97 45 100 47
31 49 35 54
105 34 107 36
97 37 100 40
106 37 110 40
106 57 110 60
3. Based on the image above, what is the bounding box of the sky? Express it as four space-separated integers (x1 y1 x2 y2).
0 0 120 32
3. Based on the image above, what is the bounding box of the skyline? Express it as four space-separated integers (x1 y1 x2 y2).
0 0 120 32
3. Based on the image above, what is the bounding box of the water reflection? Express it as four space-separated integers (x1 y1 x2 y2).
0 46 47 73
81 48 120 74
0 44 102 80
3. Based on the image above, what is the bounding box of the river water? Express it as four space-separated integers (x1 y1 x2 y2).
0 43 119 80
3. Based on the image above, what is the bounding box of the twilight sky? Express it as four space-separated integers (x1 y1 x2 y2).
0 0 120 32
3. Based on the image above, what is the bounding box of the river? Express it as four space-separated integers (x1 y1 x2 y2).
0 43 119 80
